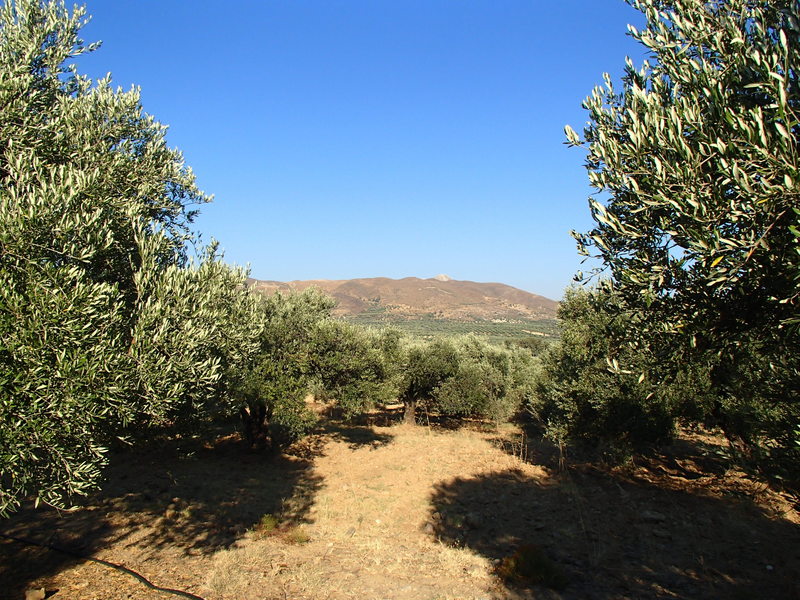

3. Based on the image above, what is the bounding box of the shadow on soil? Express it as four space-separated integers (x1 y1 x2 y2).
0 428 326 600
428 466 800 599
491 420 737 477
321 421 395 450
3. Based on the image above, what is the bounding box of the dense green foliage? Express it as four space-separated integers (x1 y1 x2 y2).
532 288 695 458
310 320 400 418
0 0 223 514
399 336 538 425
435 337 537 424
235 289 404 448
131 243 265 432
557 0 800 474
234 289 334 448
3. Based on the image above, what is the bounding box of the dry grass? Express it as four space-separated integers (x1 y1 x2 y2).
203 423 502 600
2 420 798 600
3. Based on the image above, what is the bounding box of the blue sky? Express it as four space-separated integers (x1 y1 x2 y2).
76 1 648 300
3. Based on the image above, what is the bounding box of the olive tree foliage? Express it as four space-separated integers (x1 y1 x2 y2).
435 336 537 424
398 336 537 425
564 0 800 469
310 320 401 418
531 287 702 458
0 1 261 515
131 242 264 431
566 0 800 333
400 339 459 423
234 289 334 449
235 289 404 447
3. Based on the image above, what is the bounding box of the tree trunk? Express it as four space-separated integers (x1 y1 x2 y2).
404 400 417 425
240 403 271 450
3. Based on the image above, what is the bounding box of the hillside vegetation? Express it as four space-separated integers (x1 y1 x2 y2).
248 276 560 345
346 313 558 346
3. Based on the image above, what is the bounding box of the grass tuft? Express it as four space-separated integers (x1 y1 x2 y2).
283 526 311 545
252 513 280 538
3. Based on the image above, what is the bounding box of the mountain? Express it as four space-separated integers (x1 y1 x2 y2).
246 276 558 321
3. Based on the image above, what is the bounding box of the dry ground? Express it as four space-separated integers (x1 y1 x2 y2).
1 417 799 600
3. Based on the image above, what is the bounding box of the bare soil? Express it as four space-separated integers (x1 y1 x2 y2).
248 276 558 321
2 416 798 600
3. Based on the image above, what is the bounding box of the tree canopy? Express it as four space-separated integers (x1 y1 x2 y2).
562 0 800 471
0 0 260 515
567 0 799 342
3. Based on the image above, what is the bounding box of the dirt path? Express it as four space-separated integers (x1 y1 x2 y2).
2 421 799 599
204 423 512 599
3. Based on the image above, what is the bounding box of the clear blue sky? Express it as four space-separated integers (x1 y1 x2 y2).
75 1 648 300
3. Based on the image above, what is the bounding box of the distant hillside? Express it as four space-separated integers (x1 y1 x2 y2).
246 275 558 322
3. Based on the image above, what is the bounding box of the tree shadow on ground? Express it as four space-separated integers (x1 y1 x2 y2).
0 428 325 600
408 407 497 431
490 420 737 477
427 467 800 599
360 403 406 427
320 420 395 450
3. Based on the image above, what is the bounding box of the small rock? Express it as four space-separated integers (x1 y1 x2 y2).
25 589 45 600
423 523 435 534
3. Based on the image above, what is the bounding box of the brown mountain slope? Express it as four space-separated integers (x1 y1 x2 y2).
247 275 558 321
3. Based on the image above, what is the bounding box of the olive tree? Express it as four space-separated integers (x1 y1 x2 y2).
531 287 682 458
234 289 335 448
397 335 535 426
131 242 264 432
309 320 400 418
565 0 800 466
435 336 533 425
399 339 459 423
0 1 257 515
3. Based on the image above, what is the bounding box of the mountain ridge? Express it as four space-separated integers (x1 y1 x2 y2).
247 276 558 321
